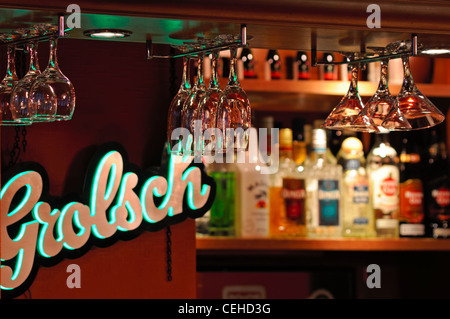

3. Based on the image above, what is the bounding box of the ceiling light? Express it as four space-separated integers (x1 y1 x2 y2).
421 48 450 55
83 29 132 39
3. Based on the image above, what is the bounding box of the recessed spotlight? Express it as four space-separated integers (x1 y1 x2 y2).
421 48 450 55
83 29 132 39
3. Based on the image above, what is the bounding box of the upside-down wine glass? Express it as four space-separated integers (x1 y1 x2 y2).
198 49 222 155
322 61 377 131
216 46 251 153
0 44 21 126
10 40 41 124
167 53 191 154
29 36 75 122
382 55 445 130
351 57 411 132
181 51 206 155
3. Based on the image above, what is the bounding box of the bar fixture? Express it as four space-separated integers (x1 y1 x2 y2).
153 25 251 155
0 17 76 126
318 36 445 132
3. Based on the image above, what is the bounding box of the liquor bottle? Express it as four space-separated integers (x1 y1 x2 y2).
424 128 450 238
306 129 343 237
338 137 374 237
398 132 425 237
266 49 281 80
321 53 336 80
296 51 310 80
292 118 307 166
240 47 257 79
235 128 270 237
366 133 400 238
269 128 308 237
207 156 237 236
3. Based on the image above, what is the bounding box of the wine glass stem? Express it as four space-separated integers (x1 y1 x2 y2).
402 56 415 90
228 47 239 86
48 38 59 70
28 41 40 74
348 64 359 94
210 51 220 88
377 59 390 92
181 56 191 91
195 54 205 87
4 45 18 81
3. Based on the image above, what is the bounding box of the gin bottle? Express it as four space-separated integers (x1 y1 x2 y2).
338 137 374 237
306 129 343 237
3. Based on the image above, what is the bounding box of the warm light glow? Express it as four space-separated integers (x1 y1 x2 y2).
83 29 132 39
421 48 450 55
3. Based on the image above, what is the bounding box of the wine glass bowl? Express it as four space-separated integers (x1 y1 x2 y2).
0 43 22 126
216 46 251 153
382 55 444 130
10 40 41 124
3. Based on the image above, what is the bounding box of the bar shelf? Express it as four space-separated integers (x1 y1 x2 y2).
196 237 450 252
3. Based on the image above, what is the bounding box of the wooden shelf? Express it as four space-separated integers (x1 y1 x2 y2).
235 79 450 98
196 237 450 252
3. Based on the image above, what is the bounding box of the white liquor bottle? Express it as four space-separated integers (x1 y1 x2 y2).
367 132 400 238
306 129 343 237
338 137 375 238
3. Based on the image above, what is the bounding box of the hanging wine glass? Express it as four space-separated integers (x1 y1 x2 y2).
10 40 41 124
322 57 373 131
351 57 410 132
198 49 222 155
382 55 445 130
167 51 191 155
181 50 206 155
216 46 251 153
0 42 22 126
29 36 75 122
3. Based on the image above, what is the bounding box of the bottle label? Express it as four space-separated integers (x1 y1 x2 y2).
399 179 424 224
318 179 340 226
282 178 306 224
371 165 399 218
427 183 450 223
353 184 369 204
241 172 269 237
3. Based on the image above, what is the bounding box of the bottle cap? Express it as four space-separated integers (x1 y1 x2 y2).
312 128 327 152
280 128 293 150
342 137 363 154
261 116 274 130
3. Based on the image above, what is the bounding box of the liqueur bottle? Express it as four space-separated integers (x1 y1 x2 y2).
266 49 281 80
296 51 310 80
424 128 450 238
367 133 400 238
240 47 257 79
269 128 308 237
399 132 425 237
306 129 343 237
321 53 336 80
292 118 308 166
338 137 374 237
235 128 270 237
207 156 237 236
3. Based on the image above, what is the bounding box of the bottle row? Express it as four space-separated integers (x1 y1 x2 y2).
195 121 450 239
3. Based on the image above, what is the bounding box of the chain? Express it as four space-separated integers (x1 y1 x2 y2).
22 126 28 153
8 126 21 167
166 226 173 282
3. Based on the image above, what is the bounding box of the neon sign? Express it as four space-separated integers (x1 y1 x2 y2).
1 143 215 298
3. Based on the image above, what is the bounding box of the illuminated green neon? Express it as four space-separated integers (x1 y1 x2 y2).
104 163 117 200
110 173 138 231
0 247 24 290
57 202 87 250
0 171 33 217
140 176 159 223
90 151 116 217
32 202 60 258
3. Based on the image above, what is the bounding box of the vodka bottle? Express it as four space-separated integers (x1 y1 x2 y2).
367 133 400 238
338 137 374 237
306 129 343 237
269 128 308 237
